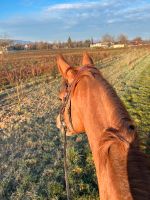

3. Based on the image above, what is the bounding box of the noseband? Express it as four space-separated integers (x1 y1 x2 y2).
59 65 100 133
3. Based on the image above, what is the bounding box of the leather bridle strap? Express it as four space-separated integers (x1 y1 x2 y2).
60 65 100 133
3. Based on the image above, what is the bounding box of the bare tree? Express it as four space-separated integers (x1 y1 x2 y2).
101 34 114 43
132 36 143 45
0 33 13 51
117 34 128 44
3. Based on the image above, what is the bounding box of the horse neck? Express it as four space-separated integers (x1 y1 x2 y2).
77 75 150 200
79 74 132 143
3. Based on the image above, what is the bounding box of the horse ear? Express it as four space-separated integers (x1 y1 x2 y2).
82 52 94 66
56 54 76 83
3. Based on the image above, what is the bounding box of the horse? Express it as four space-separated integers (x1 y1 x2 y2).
56 52 150 200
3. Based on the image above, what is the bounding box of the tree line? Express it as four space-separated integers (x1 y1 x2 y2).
0 34 150 51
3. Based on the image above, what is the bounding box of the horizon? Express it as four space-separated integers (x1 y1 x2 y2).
0 0 150 42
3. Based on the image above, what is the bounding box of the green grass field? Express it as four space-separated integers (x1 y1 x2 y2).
0 47 150 199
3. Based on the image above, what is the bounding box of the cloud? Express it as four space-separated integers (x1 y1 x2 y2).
42 0 150 25
45 1 110 12
0 0 150 41
106 1 150 24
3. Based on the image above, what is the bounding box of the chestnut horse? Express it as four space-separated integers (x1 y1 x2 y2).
56 53 150 200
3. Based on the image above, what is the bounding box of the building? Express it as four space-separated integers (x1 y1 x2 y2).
90 42 109 48
112 44 125 48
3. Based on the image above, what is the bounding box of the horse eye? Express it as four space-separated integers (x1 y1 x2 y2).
128 125 135 131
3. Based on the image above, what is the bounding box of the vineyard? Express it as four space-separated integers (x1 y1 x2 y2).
0 47 150 199
0 48 116 89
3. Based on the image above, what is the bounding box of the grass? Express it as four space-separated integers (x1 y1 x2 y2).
99 48 150 151
0 47 150 199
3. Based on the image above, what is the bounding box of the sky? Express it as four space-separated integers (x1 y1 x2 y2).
0 0 150 42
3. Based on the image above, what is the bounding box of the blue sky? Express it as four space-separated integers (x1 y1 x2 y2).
0 0 150 42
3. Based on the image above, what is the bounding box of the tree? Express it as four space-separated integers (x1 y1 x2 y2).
101 34 114 43
84 40 91 48
0 33 13 49
117 34 128 44
67 36 73 48
91 37 94 44
132 37 143 45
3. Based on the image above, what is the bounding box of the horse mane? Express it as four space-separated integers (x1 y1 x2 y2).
128 147 150 199
90 70 137 140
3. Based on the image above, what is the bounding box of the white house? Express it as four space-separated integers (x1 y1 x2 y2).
112 44 125 48
90 42 109 48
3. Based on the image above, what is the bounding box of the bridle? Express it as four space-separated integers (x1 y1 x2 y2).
59 65 100 134
59 65 100 200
